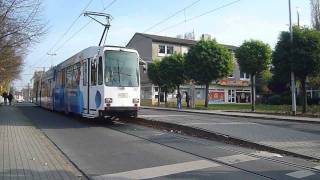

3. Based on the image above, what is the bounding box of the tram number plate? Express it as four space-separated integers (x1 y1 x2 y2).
118 93 128 98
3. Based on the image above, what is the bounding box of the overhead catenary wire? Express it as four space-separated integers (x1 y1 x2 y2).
156 0 241 33
52 0 117 54
32 0 117 69
47 0 94 54
28 0 94 69
143 0 201 33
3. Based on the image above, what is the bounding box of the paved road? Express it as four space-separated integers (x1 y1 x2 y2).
139 108 320 160
16 104 320 179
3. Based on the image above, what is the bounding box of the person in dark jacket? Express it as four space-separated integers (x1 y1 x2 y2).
185 92 190 108
176 91 182 109
2 91 8 105
8 92 13 105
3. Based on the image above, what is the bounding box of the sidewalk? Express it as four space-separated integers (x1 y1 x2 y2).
140 106 320 160
0 105 85 180
142 106 320 123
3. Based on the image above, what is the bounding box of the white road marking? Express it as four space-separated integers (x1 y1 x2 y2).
251 151 283 158
313 165 320 170
92 160 220 180
183 122 256 125
216 154 259 165
286 170 316 179
139 115 192 118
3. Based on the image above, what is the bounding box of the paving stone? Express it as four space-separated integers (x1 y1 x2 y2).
0 106 85 180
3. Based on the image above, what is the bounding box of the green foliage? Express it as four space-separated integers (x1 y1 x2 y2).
235 40 272 76
159 53 186 90
272 26 320 113
147 60 163 87
273 26 320 80
185 39 234 84
256 70 272 94
185 39 234 107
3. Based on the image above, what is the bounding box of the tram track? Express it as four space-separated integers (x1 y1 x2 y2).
18 105 320 179
113 117 320 175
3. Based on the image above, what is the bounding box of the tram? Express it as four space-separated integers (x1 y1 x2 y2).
33 46 143 118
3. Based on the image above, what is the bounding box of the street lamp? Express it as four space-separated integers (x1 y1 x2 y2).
289 0 297 116
296 6 301 27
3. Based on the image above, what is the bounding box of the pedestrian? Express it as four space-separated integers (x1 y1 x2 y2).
8 92 13 106
2 91 8 105
185 92 190 108
176 91 182 109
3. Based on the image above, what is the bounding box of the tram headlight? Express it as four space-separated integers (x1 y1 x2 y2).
133 98 140 103
105 98 113 103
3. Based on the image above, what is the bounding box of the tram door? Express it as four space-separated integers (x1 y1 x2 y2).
82 58 90 114
89 58 99 115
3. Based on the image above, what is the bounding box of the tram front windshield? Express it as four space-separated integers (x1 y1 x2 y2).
104 50 139 87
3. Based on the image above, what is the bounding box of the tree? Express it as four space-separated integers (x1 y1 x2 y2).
0 0 46 86
256 70 272 95
185 39 233 108
147 60 163 106
235 40 272 112
311 0 320 30
273 26 320 113
159 53 186 104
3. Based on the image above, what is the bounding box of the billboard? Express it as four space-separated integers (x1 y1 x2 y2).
208 90 225 104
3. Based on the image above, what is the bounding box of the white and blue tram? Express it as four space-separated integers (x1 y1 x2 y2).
33 46 141 118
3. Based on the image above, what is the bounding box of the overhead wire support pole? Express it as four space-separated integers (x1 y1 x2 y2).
288 0 297 116
83 11 112 46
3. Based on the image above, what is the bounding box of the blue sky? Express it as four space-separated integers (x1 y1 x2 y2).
14 0 310 88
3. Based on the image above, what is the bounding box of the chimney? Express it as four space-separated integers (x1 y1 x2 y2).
201 34 211 40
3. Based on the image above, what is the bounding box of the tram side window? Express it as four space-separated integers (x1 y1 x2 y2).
83 61 87 86
61 69 66 87
98 56 103 85
66 66 73 88
74 63 81 87
91 59 97 86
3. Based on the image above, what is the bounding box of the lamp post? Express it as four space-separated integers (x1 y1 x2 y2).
296 6 301 27
289 0 297 116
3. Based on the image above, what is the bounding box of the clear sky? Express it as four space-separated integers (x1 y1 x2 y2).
14 0 310 89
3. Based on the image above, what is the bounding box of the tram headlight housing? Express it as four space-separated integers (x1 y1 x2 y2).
133 98 140 103
105 98 113 103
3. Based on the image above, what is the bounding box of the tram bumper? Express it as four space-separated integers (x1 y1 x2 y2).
100 106 139 117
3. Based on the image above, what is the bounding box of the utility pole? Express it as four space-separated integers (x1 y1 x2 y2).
84 11 112 46
47 53 57 67
289 0 297 116
296 7 300 27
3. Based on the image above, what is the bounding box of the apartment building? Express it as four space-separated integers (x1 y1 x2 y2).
127 33 251 106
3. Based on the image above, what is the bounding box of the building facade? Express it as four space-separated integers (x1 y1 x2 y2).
127 33 251 106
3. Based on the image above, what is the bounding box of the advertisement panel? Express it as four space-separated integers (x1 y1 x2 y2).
208 90 225 104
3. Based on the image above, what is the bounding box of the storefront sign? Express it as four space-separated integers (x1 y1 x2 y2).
219 80 249 87
208 90 225 104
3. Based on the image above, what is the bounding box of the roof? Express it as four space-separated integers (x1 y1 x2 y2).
128 33 238 51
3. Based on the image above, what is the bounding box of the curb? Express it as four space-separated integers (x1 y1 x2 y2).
142 106 320 124
128 117 320 161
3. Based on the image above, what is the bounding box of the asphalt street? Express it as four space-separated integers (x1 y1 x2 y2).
139 108 320 160
16 104 320 179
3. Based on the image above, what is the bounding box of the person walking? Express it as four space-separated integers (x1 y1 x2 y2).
185 92 190 108
2 91 8 105
176 91 182 109
8 92 13 105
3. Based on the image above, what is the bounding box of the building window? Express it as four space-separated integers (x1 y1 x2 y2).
167 46 174 55
158 45 174 56
240 72 250 80
158 45 165 54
